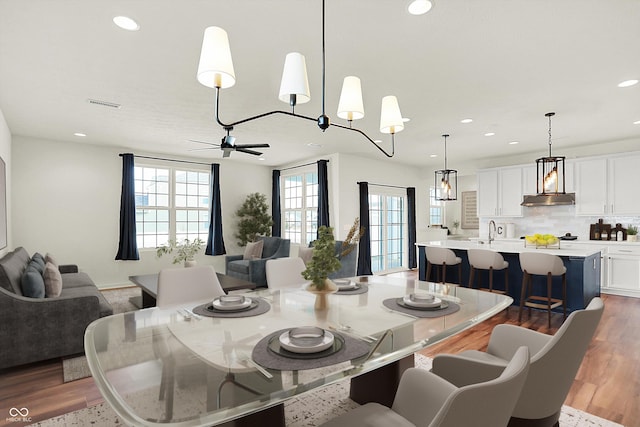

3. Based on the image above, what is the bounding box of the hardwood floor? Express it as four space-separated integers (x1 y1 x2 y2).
0 272 637 426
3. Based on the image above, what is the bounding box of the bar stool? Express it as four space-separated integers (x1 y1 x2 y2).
518 252 567 328
467 248 509 295
426 247 462 284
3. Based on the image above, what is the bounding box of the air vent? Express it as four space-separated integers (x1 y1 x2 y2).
87 98 121 109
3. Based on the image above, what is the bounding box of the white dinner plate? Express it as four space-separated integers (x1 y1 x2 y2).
279 330 335 354
335 279 357 290
403 294 442 308
212 297 253 311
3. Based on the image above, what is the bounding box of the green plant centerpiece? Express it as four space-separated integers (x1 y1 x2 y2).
234 192 273 246
302 226 342 291
156 238 205 266
627 225 638 242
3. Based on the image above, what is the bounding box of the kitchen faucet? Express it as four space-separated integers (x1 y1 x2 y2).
488 220 497 245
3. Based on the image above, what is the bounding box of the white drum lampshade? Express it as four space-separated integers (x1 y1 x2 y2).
197 26 236 89
337 76 365 121
278 52 311 104
379 95 404 134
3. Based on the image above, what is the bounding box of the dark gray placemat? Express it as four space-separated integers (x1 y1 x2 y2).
382 298 460 318
252 328 370 371
335 284 368 295
192 298 270 318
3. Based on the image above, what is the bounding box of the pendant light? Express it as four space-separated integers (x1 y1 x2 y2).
521 112 575 206
434 134 457 201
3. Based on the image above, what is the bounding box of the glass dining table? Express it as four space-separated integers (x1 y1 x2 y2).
84 275 512 427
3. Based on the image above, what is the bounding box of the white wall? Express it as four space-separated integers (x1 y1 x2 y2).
0 109 11 257
12 136 271 288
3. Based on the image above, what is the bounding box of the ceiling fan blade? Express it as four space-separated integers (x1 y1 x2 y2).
236 143 270 149
187 147 217 152
188 139 221 147
236 148 263 156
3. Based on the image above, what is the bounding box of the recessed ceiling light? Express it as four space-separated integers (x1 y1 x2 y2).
509 141 519 145
618 79 638 88
402 117 411 123
634 120 640 125
373 140 383 144
460 118 473 124
408 0 434 15
74 132 86 137
113 16 140 31
258 157 265 161
484 132 495 137
429 154 437 158
307 142 322 148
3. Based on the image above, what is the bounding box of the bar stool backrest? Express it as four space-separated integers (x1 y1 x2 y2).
426 247 460 265
519 252 566 276
468 249 508 270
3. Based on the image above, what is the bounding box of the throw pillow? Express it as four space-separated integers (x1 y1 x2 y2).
21 266 45 298
243 240 264 260
45 252 58 266
28 258 45 274
299 247 314 265
43 262 62 298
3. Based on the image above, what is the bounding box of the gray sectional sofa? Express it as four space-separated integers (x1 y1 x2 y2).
0 247 112 369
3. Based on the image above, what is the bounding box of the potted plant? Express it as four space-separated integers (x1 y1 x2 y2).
627 225 638 242
302 219 364 309
156 238 205 267
234 192 273 246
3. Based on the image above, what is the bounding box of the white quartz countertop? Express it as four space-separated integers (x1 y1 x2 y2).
416 239 603 258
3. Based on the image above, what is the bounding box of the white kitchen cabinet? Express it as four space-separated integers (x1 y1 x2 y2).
575 154 640 216
605 246 640 294
477 167 523 217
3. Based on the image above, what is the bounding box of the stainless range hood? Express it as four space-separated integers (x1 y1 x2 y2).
521 193 575 207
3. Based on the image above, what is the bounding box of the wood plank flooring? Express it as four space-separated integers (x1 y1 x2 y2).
0 271 637 426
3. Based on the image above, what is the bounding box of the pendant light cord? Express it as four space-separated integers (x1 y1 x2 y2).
321 0 326 117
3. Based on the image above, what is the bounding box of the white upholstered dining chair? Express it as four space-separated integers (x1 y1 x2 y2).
425 246 462 284
319 346 531 427
156 265 225 308
431 297 604 427
265 257 307 290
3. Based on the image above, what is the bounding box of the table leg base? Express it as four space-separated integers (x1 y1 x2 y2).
349 355 414 407
218 404 285 427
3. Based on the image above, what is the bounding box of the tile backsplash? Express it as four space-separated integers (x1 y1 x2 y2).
479 205 640 240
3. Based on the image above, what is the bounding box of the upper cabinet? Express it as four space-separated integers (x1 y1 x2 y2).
575 154 640 216
477 167 523 217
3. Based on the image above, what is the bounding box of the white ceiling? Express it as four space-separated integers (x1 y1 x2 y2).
1 0 639 172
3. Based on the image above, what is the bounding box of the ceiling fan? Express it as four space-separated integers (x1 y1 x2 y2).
189 134 270 158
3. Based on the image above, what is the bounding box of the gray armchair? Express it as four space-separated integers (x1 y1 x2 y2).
431 297 604 427
225 237 290 288
320 346 531 427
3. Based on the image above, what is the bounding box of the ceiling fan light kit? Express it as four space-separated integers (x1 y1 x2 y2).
195 0 404 158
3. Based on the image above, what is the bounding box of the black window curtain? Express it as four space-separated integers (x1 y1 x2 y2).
407 187 417 269
317 160 330 231
205 163 226 255
357 182 372 275
271 169 281 237
115 153 139 260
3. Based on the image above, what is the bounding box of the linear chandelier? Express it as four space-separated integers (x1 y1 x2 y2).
434 134 457 201
196 0 405 158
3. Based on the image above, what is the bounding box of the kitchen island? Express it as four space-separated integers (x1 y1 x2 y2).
416 240 602 312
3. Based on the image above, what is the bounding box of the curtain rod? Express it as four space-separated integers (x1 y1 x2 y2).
120 153 212 167
357 182 412 190
279 159 329 172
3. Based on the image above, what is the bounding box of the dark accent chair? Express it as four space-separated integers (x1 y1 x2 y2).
326 241 358 280
225 237 290 288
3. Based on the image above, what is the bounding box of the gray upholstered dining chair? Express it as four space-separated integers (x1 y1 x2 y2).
319 346 531 427
431 297 604 427
467 248 509 294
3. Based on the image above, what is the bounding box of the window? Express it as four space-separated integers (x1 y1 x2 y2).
369 192 405 273
282 171 318 245
135 166 210 249
429 186 444 225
